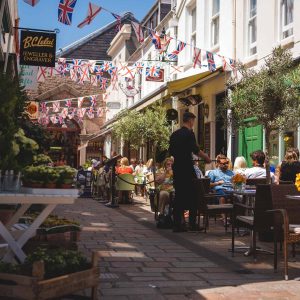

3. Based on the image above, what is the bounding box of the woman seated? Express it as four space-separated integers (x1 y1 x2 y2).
156 157 174 215
116 157 133 204
233 156 248 174
277 150 300 183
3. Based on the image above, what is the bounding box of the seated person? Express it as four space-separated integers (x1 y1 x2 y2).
156 157 174 215
116 157 133 204
278 150 300 183
208 154 234 202
244 150 275 182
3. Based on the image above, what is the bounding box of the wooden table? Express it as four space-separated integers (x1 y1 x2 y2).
0 189 78 263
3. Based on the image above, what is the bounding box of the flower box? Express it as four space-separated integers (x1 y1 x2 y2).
0 251 99 300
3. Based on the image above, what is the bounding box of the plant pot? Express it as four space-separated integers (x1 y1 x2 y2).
23 182 43 188
44 182 56 189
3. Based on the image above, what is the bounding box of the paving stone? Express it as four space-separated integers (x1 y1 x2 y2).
101 287 157 296
166 272 201 281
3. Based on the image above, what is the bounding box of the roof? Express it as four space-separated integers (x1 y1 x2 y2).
57 12 138 58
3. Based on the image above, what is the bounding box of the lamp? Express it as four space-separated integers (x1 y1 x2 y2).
204 103 209 118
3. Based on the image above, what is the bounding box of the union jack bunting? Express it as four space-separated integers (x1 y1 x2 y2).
78 97 84 108
168 41 186 60
96 107 103 117
90 75 98 86
56 63 68 76
52 101 60 113
134 62 144 75
100 78 108 90
72 59 81 73
79 65 90 82
37 67 48 82
101 61 113 72
94 66 103 79
119 66 135 80
170 65 184 75
86 60 96 73
78 2 101 28
90 95 97 106
50 116 58 124
87 107 94 119
23 0 40 6
149 31 161 50
193 47 202 68
65 99 72 108
40 102 47 114
111 13 122 32
159 36 172 54
70 69 78 81
206 51 216 72
58 116 64 124
68 108 76 119
58 57 66 65
58 0 77 25
131 21 144 43
77 108 86 119
146 65 160 77
61 108 69 119
222 56 237 76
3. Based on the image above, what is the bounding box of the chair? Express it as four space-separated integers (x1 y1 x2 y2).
231 184 273 260
194 179 233 232
246 178 267 186
269 184 300 280
115 174 135 204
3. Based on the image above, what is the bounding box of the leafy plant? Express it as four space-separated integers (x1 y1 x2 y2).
224 47 300 182
55 165 76 185
33 154 53 166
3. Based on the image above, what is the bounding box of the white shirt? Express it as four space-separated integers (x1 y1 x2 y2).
244 167 275 182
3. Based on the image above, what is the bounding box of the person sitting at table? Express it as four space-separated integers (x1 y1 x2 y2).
244 150 275 182
233 156 248 174
156 157 174 215
208 154 234 202
277 150 300 183
116 157 133 175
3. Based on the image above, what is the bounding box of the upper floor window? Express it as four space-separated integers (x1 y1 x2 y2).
190 6 197 59
211 0 220 47
248 0 257 56
281 0 293 39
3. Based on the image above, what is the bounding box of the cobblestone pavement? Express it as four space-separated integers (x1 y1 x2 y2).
54 197 300 300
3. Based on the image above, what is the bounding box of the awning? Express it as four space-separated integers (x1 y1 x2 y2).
167 69 222 95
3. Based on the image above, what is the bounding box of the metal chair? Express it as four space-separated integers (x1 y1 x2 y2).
269 184 300 280
115 174 135 204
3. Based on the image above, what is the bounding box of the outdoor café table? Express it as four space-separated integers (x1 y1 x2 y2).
0 188 78 263
286 195 300 200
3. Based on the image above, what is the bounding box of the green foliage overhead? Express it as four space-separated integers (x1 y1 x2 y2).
112 104 171 151
225 47 300 132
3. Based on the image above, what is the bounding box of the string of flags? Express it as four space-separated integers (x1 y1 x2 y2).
37 94 110 126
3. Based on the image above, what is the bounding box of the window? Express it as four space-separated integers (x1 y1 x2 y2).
211 0 220 47
248 0 257 56
281 0 293 39
190 6 197 59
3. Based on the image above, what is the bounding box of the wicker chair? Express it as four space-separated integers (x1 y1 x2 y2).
269 184 300 280
231 184 273 260
194 178 233 232
246 178 267 186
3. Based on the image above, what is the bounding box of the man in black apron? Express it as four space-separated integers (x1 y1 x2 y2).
169 111 211 232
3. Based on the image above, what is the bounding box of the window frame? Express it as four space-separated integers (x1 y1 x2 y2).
280 0 294 40
189 5 197 61
247 0 257 56
210 0 220 48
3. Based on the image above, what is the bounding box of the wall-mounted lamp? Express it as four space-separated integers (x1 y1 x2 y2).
204 103 209 118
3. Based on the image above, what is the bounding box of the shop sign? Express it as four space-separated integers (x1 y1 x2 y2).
25 101 39 119
146 69 164 82
20 30 56 67
106 102 121 109
20 65 38 90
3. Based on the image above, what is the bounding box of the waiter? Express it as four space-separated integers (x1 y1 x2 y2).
169 111 211 232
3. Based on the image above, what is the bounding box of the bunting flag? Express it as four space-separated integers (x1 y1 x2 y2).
119 66 135 80
58 116 64 124
78 97 84 108
149 31 161 50
72 59 82 72
193 47 202 68
101 61 113 72
170 65 184 75
78 2 101 28
90 95 97 106
79 65 90 82
65 99 72 108
68 108 76 119
168 41 186 60
94 66 103 79
50 116 58 124
40 102 47 114
58 57 66 65
53 101 60 113
90 75 98 86
131 21 144 43
86 60 97 73
159 36 172 54
111 12 122 32
222 56 237 76
111 69 119 91
100 78 108 90
206 51 216 72
58 0 77 25
61 108 69 119
70 69 78 81
97 107 103 117
77 108 86 118
37 67 48 82
23 0 40 6
134 62 144 75
87 107 95 119
146 65 160 77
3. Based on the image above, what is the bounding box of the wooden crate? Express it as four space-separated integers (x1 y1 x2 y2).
0 252 99 300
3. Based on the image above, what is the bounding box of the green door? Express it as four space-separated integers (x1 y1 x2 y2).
238 121 263 167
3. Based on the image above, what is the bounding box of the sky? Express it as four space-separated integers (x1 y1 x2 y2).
18 0 155 50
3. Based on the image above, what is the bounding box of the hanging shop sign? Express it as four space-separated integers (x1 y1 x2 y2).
25 101 39 119
20 65 38 90
20 30 56 67
146 69 164 82
106 102 121 109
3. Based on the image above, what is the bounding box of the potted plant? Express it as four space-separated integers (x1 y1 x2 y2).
33 154 53 166
0 248 99 300
55 166 76 188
